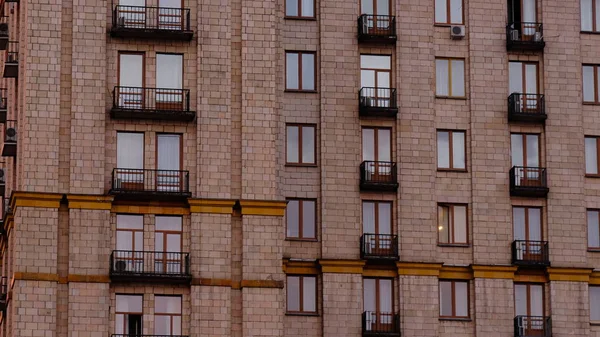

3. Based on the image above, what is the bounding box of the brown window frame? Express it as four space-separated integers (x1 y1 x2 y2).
435 57 466 98
584 64 600 104
510 133 541 168
154 295 182 335
512 206 543 241
434 0 465 25
590 285 600 322
437 129 467 171
363 277 395 312
116 214 144 252
286 198 317 241
588 209 600 251
285 0 316 19
115 294 143 335
582 0 600 32
439 280 470 319
362 127 393 162
514 283 545 317
437 203 469 246
286 275 318 315
285 51 317 92
286 124 317 166
586 136 600 177
362 200 393 235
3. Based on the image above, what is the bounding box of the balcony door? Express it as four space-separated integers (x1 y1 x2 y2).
509 62 539 112
158 0 183 30
508 0 537 39
118 53 144 110
511 133 541 187
515 284 544 336
155 216 182 274
116 132 144 190
513 207 542 261
360 55 391 108
361 0 391 31
362 127 392 180
118 0 146 29
156 134 182 192
115 295 143 336
115 215 144 273
362 201 392 256
156 53 183 110
364 278 394 332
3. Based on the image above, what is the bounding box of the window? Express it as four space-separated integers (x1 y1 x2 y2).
509 62 540 111
586 137 600 176
435 0 463 24
155 216 183 273
157 134 182 191
588 209 600 249
583 65 600 103
590 286 600 321
437 130 465 170
514 283 544 318
286 199 316 240
156 54 184 110
581 0 600 32
155 295 182 335
115 294 143 335
118 52 144 109
438 204 467 245
116 132 144 188
286 124 315 165
507 0 538 35
363 127 391 163
435 58 465 98
285 0 314 18
511 133 540 168
360 55 392 107
362 201 393 256
115 215 143 272
439 280 468 318
363 278 394 330
286 51 316 91
287 275 317 313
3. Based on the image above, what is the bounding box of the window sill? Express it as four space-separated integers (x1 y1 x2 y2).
285 16 317 21
436 96 468 100
581 31 600 35
285 89 319 94
439 317 472 322
434 23 464 27
588 248 600 252
286 238 318 242
438 243 470 248
286 312 320 317
590 321 600 326
583 102 600 105
586 174 600 178
438 168 468 173
285 163 318 168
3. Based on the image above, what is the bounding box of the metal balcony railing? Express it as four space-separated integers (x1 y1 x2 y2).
0 276 6 311
509 166 548 197
111 5 193 40
359 87 398 118
360 161 398 191
514 316 551 337
0 16 8 50
111 86 195 121
358 14 397 43
511 240 550 266
110 168 191 197
362 312 400 336
110 250 191 283
5 41 17 64
360 234 399 260
508 93 546 123
506 23 545 51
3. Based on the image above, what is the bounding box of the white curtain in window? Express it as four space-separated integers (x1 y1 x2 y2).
287 126 299 163
116 295 143 313
452 132 465 169
528 208 541 241
156 296 181 314
158 0 183 29
436 59 449 96
378 203 391 235
287 276 301 311
589 211 600 247
586 138 598 174
159 0 180 8
582 0 593 30
117 132 144 169
302 200 315 238
455 282 468 317
451 59 465 97
435 0 447 23
453 205 467 243
302 277 316 312
591 287 600 321
286 200 299 237
437 132 450 169
362 202 375 234
363 279 376 312
530 285 544 316
119 54 143 87
379 279 392 313
362 129 375 161
157 134 180 170
301 126 315 164
513 207 526 242
450 0 462 24
525 135 539 167
378 129 391 162
522 0 536 36
583 66 595 102
509 62 523 94
511 134 524 167
156 54 183 104
120 0 145 5
361 0 373 14
514 284 528 316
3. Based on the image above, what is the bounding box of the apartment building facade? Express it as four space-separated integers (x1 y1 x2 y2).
0 0 598 336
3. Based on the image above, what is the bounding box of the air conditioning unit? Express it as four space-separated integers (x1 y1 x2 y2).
510 29 520 41
118 16 126 27
0 169 5 185
115 260 127 272
362 97 373 107
450 25 465 39
0 23 8 37
5 127 16 142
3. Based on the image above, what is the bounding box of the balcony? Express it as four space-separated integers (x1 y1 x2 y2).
0 88 7 123
506 23 545 51
109 168 191 199
3 41 17 78
357 15 397 44
0 277 6 311
0 17 8 50
362 312 400 337
511 240 550 267
111 87 195 122
359 87 398 118
514 316 551 337
110 250 191 284
360 161 398 192
508 93 546 123
0 168 5 196
111 5 193 41
509 166 548 198
1 120 16 157
360 234 399 261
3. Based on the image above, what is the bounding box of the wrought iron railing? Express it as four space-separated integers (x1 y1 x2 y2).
358 14 397 40
110 168 190 195
511 240 550 266
359 87 397 110
360 161 398 187
508 93 545 119
360 234 399 260
0 16 8 38
506 23 544 45
112 86 191 112
112 5 191 31
509 166 547 189
362 312 400 335
5 41 17 63
0 88 7 111
110 250 191 278
514 316 551 337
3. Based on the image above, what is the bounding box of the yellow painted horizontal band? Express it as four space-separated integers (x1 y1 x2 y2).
240 279 284 289
283 259 319 275
472 265 517 279
189 199 236 214
68 195 113 210
363 268 398 278
111 204 190 215
514 273 548 283
439 266 473 280
12 192 63 209
320 259 365 274
13 272 59 282
397 262 443 277
547 267 593 282
239 200 287 216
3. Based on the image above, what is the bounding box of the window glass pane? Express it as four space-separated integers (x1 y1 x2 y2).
437 131 450 169
378 129 391 162
450 0 463 23
583 66 595 102
302 200 316 239
589 210 600 248
361 0 373 14
302 54 315 90
286 53 299 90
287 126 299 163
119 54 143 87
378 203 392 235
303 277 316 312
439 281 453 316
455 282 468 317
155 296 181 314
302 126 315 164
363 202 376 234
453 205 467 243
529 285 543 316
586 138 598 174
286 0 298 16
115 314 125 334
435 0 447 23
591 286 600 321
436 59 449 96
157 134 180 171
376 0 389 15
154 315 170 335
116 295 142 313
438 206 449 243
379 279 393 312
526 134 539 167
134 232 143 251
596 0 600 32
528 208 542 241
117 214 143 230
360 55 391 70
513 207 526 240
155 216 182 231
287 276 300 311
452 132 465 169
451 60 465 97
116 231 133 251
301 0 314 17
511 134 524 166
514 284 527 316
525 64 538 94
363 129 375 161
286 200 299 238
363 279 376 312
172 316 182 335
156 54 183 90
117 132 144 169
509 62 523 94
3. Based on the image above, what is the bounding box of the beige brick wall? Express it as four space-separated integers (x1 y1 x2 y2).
550 281 590 336
68 282 110 337
192 285 231 337
12 280 57 337
322 273 362 337
13 207 58 274
69 209 111 276
192 213 231 279
242 288 283 337
474 278 514 336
